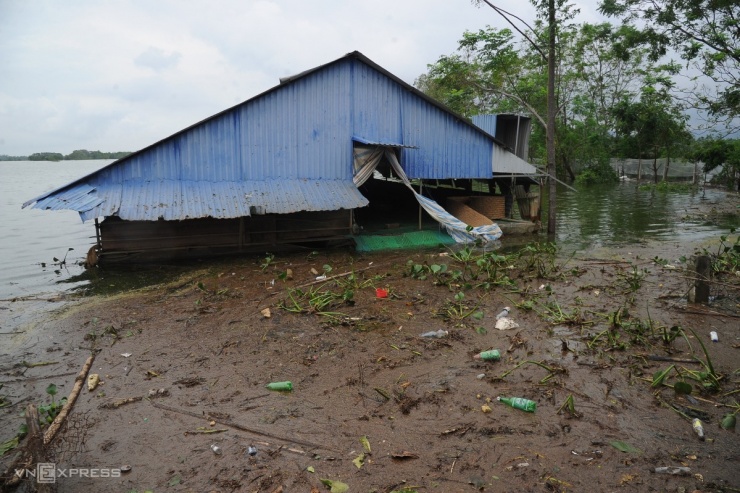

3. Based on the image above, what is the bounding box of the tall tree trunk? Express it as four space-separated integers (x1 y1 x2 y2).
546 0 557 234
662 151 670 182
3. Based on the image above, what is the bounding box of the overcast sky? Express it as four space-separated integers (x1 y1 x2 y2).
0 0 607 157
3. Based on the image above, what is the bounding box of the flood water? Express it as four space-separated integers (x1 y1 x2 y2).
0 160 114 300
549 182 739 251
0 161 737 301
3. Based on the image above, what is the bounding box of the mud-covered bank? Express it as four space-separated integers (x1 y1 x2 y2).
1 191 738 493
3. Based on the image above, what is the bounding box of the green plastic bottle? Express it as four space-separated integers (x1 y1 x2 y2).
497 396 536 412
474 350 501 361
266 381 293 391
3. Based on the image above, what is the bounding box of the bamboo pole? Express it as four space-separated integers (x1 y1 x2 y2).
43 354 95 445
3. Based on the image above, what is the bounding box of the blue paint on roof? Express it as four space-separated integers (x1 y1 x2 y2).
24 51 524 222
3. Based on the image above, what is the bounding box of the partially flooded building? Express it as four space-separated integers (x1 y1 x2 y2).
23 51 539 263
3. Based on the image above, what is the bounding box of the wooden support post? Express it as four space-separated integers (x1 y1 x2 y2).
689 255 711 303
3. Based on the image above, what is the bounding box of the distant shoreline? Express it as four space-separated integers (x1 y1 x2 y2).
0 150 131 162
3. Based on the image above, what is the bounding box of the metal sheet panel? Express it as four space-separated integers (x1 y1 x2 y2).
25 52 533 224
491 144 539 175
42 179 368 222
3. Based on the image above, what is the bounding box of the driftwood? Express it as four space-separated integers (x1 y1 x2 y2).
99 396 143 409
150 401 335 452
25 405 51 493
43 354 95 445
646 354 702 364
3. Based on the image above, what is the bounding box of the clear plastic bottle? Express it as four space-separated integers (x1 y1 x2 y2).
692 418 705 440
495 307 510 320
497 396 536 412
420 329 448 338
473 350 501 361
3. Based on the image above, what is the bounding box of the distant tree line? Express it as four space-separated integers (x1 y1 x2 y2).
0 149 131 162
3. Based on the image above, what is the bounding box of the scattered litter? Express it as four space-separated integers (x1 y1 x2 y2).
476 373 486 379
211 444 222 455
266 381 293 391
261 307 271 318
310 268 319 275
692 418 705 441
87 374 100 391
420 329 448 338
495 318 519 330
474 349 501 361
497 396 536 412
653 466 691 475
121 353 132 358
376 288 388 298
147 388 169 398
481 404 492 413
516 462 530 468
316 275 327 281
120 465 132 473
710 331 719 342
247 446 258 456
285 268 293 280
495 307 510 319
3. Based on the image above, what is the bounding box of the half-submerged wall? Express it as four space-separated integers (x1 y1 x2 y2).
98 210 352 263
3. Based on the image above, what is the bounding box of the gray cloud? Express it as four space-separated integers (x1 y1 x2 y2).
134 47 182 72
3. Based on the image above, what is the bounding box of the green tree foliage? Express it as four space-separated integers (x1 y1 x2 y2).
599 0 740 131
28 152 64 161
415 20 671 184
691 138 740 190
611 72 691 182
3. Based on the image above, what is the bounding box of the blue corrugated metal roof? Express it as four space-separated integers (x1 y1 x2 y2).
24 51 532 222
30 179 367 222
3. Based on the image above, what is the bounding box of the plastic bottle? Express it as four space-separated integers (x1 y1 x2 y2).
497 396 536 412
473 350 501 361
420 329 448 338
654 466 691 475
692 418 705 440
211 444 222 455
266 381 293 391
495 307 510 320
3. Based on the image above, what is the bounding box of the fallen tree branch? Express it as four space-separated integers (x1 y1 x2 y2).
678 307 740 319
644 354 702 364
43 353 95 445
150 401 336 452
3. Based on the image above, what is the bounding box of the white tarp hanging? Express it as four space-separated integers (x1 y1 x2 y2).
352 144 503 243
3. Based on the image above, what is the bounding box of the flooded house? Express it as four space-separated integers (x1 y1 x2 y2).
23 51 539 264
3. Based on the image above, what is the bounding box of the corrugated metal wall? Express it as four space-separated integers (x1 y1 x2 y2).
350 61 493 179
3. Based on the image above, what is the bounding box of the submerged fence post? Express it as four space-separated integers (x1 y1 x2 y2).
689 255 711 303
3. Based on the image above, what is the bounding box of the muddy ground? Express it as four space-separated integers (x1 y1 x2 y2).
1 193 739 493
